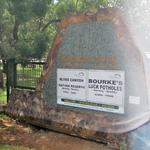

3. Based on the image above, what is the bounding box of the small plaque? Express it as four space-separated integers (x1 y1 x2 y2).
57 69 125 114
129 96 140 105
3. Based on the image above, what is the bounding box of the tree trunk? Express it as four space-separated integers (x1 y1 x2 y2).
13 19 19 42
0 71 3 89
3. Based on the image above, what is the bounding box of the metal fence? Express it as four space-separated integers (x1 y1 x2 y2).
15 61 45 89
0 60 45 103
0 61 3 88
0 60 7 103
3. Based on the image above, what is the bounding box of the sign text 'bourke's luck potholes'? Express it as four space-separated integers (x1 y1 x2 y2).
57 69 125 114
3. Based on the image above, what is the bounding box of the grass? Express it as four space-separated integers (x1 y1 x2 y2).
17 79 37 88
0 145 35 150
0 112 9 119
0 113 34 150
0 88 7 104
0 70 7 104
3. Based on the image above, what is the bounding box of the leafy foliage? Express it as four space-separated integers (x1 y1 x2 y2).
9 0 33 23
31 0 49 17
33 33 49 59
0 0 124 61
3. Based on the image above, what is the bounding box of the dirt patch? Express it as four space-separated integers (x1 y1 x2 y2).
0 116 112 150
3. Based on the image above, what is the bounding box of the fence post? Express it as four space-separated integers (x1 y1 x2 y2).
13 62 17 88
0 70 3 89
6 61 10 102
6 59 16 102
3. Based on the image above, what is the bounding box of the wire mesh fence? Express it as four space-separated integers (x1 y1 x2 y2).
0 60 45 104
0 60 7 104
15 61 45 89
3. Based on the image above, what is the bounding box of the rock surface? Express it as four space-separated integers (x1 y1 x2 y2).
7 88 128 149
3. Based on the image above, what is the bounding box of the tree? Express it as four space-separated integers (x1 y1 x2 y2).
0 0 126 92
0 0 125 62
0 0 58 61
0 0 59 90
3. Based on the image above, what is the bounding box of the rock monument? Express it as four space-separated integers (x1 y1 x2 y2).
7 8 150 149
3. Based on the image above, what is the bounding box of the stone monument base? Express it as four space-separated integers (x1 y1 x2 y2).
6 89 150 150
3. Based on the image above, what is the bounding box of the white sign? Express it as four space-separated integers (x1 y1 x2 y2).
57 69 87 100
57 69 125 114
